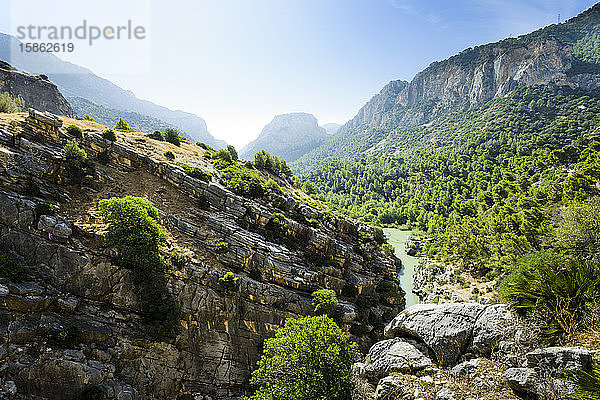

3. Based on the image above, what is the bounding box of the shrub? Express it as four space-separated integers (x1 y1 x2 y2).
38 74 49 81
265 179 283 195
500 250 600 341
220 165 266 198
227 145 238 161
245 315 358 400
148 131 164 141
253 150 292 180
556 197 600 260
311 289 337 316
302 181 316 195
63 139 93 184
66 124 83 139
567 361 600 400
196 142 214 151
51 326 81 348
182 164 212 181
215 241 229 254
170 250 189 269
102 129 117 142
164 150 175 160
82 114 95 122
0 251 26 282
213 149 234 169
35 203 55 219
265 212 288 239
0 92 23 113
219 272 240 292
78 385 106 400
382 243 394 257
114 117 134 132
163 128 182 146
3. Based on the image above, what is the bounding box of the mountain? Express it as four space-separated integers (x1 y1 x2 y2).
322 123 342 135
293 4 600 174
0 61 74 117
0 110 402 399
240 112 328 162
0 33 226 149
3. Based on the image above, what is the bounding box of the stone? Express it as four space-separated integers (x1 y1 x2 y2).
37 214 58 232
505 367 538 393
451 358 479 377
364 337 432 379
435 388 455 400
384 303 485 366
468 304 516 356
525 347 594 374
375 375 406 400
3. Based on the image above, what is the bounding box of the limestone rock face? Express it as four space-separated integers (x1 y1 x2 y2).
467 304 516 356
361 337 432 379
0 65 75 117
384 303 486 366
0 113 404 399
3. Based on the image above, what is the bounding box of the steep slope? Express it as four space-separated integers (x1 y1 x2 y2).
322 123 342 135
293 4 600 174
240 113 328 162
0 34 225 149
0 62 74 117
0 111 403 399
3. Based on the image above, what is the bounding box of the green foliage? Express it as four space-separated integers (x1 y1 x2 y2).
38 74 49 81
227 145 239 161
196 142 214 151
149 131 164 141
0 251 26 282
500 251 600 341
265 212 288 240
574 24 600 65
311 289 337 316
66 124 83 139
381 243 394 257
170 250 189 269
51 326 81 348
219 164 266 198
215 241 229 254
254 150 293 180
99 196 178 338
63 139 94 184
163 128 182 146
114 117 134 132
164 150 175 160
212 149 234 169
302 181 316 195
245 315 358 400
182 164 212 181
556 197 600 259
265 179 284 195
219 272 240 292
82 114 95 122
102 129 117 142
78 386 106 400
0 92 23 113
567 361 600 400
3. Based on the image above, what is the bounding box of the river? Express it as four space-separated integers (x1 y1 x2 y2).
383 228 420 307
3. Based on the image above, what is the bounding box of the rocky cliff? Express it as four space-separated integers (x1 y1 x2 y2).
0 111 403 399
240 113 328 162
0 63 75 117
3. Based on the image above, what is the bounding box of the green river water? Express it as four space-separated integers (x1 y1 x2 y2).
383 228 420 307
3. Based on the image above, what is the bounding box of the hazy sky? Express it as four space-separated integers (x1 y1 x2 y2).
0 0 598 147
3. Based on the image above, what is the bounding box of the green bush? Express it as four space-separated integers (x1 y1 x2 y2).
24 180 40 197
164 150 175 160
227 145 239 161
38 74 49 81
102 129 117 142
215 241 229 254
66 124 83 139
82 114 95 122
567 361 600 400
0 92 23 113
114 117 134 132
311 289 337 316
148 131 164 141
163 128 182 146
196 142 214 151
78 385 106 400
219 272 240 292
0 251 26 282
245 315 358 400
182 164 212 181
381 243 394 257
265 179 284 195
213 149 234 170
253 150 292 180
219 165 266 198
51 326 81 348
170 250 189 269
63 140 93 184
265 212 288 239
500 250 600 341
377 280 401 300
302 181 316 195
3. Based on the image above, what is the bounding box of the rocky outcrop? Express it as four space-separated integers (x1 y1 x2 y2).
0 64 74 117
355 337 432 380
240 113 328 162
0 112 404 399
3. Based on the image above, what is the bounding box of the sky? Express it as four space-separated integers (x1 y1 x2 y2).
0 0 598 147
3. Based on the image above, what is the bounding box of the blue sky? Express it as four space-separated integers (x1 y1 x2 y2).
1 0 598 147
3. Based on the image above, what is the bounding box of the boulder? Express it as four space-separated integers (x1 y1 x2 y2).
384 303 485 366
435 388 456 400
526 347 594 374
451 358 479 377
467 304 515 356
363 337 432 379
505 367 538 393
375 375 406 400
